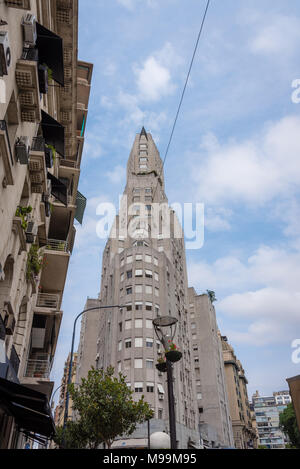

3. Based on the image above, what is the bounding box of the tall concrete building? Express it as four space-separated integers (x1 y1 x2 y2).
76 128 200 448
221 337 258 448
252 391 291 449
188 289 234 448
54 352 78 429
0 0 92 448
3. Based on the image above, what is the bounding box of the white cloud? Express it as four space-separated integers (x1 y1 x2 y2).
190 115 300 205
117 91 167 131
189 245 300 346
250 15 300 57
106 165 126 185
134 43 179 102
117 0 157 10
83 132 104 160
205 207 232 232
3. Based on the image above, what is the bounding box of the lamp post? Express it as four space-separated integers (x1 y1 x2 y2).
153 316 181 450
62 303 122 432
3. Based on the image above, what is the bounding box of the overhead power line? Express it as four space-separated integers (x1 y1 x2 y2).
153 0 211 200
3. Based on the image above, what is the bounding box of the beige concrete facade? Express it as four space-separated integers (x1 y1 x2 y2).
0 0 92 448
188 289 234 448
221 337 258 449
54 352 78 429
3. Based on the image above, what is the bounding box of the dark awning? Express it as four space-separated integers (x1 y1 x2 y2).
75 191 87 225
0 377 55 438
47 173 68 206
36 22 64 86
41 110 65 157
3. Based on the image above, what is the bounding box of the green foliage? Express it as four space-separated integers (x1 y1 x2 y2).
15 206 32 230
26 244 43 281
69 366 154 449
279 403 300 448
46 144 56 160
53 421 88 449
207 290 217 303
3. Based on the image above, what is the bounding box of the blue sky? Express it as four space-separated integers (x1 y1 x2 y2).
51 0 300 402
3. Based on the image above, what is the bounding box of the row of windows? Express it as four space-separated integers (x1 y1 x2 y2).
133 187 152 194
118 357 155 369
117 336 160 348
121 302 159 313
121 270 159 281
127 382 165 396
122 285 160 296
120 254 158 266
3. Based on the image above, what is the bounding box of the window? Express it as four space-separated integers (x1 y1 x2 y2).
135 382 143 393
133 196 140 203
147 383 154 393
140 164 148 170
145 285 152 294
154 257 158 266
125 339 132 349
118 341 122 351
140 144 147 150
136 254 143 261
197 393 202 400
158 246 163 252
145 270 152 278
145 187 152 193
120 273 124 282
192 334 197 340
127 270 133 279
158 409 163 419
146 319 153 329
124 359 131 370
118 362 121 373
127 255 133 264
135 269 143 277
155 287 159 297
126 287 132 295
194 357 199 363
126 303 132 311
119 322 122 332
193 345 198 352
146 359 154 369
135 285 142 294
133 188 141 194
154 272 159 281
146 302 152 311
145 255 152 263
191 323 196 330
145 196 152 202
135 359 143 369
135 302 143 310
125 320 132 330
135 319 143 329
139 157 148 163
135 338 143 348
146 338 154 348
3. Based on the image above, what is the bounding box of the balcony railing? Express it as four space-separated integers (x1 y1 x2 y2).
25 357 51 379
46 239 69 253
36 293 60 310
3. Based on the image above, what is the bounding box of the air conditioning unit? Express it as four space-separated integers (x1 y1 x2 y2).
15 136 30 164
158 394 164 400
22 14 37 46
0 31 11 77
25 221 38 244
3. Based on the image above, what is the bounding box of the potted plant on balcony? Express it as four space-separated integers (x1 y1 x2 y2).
26 244 43 282
15 205 33 230
156 356 167 373
165 341 182 363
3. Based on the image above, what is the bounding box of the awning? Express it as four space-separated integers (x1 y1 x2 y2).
41 111 65 158
75 191 87 225
36 23 64 86
47 173 68 206
157 384 165 394
0 377 55 438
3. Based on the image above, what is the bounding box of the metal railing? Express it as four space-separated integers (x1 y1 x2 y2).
36 293 60 310
46 239 69 253
31 136 45 152
25 357 51 379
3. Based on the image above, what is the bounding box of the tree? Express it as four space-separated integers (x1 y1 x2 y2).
207 290 217 303
279 403 300 449
53 421 89 449
69 367 154 449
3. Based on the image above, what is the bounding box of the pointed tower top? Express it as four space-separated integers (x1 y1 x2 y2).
140 127 148 140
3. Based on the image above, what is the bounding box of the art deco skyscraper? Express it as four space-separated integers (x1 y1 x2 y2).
77 128 200 448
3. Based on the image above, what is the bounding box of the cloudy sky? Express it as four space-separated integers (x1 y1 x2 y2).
52 0 300 402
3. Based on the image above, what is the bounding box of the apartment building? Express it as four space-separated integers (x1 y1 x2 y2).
188 289 234 448
221 337 258 449
0 0 92 448
54 352 77 429
252 391 291 449
76 128 200 449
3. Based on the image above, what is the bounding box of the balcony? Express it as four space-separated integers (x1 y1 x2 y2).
16 54 41 123
29 145 48 195
0 120 14 186
25 356 51 380
40 239 70 292
10 345 20 376
36 293 60 311
5 0 31 9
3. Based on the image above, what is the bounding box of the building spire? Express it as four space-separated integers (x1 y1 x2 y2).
140 126 148 140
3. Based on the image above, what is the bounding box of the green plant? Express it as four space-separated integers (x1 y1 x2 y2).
26 244 43 281
166 340 179 352
207 290 217 303
157 356 166 364
46 144 56 161
15 206 33 230
279 403 300 449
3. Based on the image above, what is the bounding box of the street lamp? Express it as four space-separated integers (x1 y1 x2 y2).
153 316 181 450
63 303 122 432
